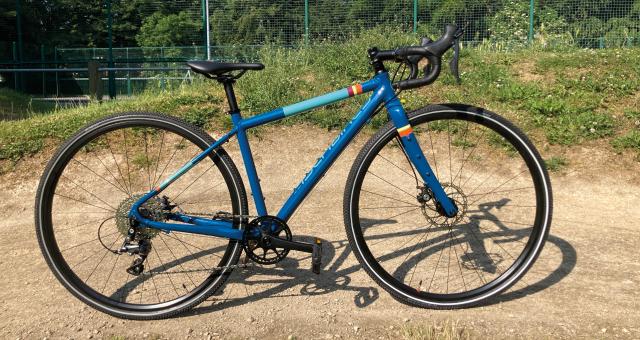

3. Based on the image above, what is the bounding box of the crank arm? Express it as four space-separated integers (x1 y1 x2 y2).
266 236 323 274
267 236 314 253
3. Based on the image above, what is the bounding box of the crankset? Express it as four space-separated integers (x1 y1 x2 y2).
243 216 323 274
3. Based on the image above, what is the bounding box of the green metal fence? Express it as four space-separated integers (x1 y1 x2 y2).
1 0 639 98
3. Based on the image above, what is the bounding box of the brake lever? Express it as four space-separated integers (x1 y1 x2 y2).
449 30 463 84
406 37 433 80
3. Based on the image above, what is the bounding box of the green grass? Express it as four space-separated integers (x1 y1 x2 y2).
544 156 569 172
0 88 56 119
0 85 223 162
1 29 639 167
612 130 640 155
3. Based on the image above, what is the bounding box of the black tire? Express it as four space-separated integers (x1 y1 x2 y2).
35 112 248 319
344 104 552 308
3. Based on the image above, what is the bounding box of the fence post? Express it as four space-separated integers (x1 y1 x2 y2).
106 0 116 99
413 0 417 33
54 47 59 97
41 44 45 96
127 73 132 96
304 0 309 45
126 47 131 96
88 60 103 101
15 0 23 91
528 0 534 43
12 41 17 91
201 0 207 55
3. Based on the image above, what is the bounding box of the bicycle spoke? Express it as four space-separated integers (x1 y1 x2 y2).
61 230 119 253
60 174 118 211
151 130 166 189
376 152 417 181
144 129 153 191
81 155 130 196
153 137 186 190
105 134 132 195
171 163 215 202
158 234 197 289
122 129 133 195
366 170 416 199
54 193 114 213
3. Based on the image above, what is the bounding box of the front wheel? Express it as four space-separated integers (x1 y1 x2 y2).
344 104 552 308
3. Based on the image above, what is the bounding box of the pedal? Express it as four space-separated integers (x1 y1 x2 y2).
265 235 322 274
311 238 322 275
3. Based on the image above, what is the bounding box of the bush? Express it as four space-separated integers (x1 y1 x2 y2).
488 1 530 45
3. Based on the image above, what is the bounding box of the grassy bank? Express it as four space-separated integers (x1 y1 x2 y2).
0 88 57 120
1 29 639 168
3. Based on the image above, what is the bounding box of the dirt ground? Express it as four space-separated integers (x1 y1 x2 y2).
0 125 639 340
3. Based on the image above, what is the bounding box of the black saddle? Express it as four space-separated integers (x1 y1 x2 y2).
187 61 264 79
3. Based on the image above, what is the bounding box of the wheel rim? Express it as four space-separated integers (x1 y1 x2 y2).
39 118 241 311
351 110 549 303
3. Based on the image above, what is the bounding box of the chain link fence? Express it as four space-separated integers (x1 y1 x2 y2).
1 0 639 98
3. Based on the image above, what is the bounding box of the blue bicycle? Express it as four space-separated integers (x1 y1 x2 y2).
35 25 552 319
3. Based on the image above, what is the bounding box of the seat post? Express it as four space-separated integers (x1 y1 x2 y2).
219 77 240 114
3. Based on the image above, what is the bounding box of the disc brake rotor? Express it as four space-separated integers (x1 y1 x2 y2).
420 182 468 226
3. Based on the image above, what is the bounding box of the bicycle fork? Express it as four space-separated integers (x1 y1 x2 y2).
383 95 458 218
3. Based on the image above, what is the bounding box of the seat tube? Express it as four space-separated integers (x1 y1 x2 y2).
382 86 458 217
230 113 268 216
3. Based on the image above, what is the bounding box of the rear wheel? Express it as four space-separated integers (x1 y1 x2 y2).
35 112 248 319
344 104 552 308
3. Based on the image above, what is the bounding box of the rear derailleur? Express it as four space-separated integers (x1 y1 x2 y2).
119 225 152 276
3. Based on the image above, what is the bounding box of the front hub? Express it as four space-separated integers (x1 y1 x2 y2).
418 183 467 226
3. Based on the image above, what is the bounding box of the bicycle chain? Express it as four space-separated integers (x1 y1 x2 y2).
138 261 254 277
135 209 257 276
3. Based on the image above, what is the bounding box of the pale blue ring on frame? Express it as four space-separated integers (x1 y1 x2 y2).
282 88 350 117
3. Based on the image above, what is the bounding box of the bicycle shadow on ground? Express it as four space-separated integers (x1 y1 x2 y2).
186 227 575 317
187 234 380 317
490 233 576 305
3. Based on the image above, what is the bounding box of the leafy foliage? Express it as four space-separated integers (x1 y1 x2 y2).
136 11 201 47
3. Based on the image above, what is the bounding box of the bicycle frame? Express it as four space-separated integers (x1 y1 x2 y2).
130 71 458 240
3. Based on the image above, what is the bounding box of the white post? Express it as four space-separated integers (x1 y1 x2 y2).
205 0 211 60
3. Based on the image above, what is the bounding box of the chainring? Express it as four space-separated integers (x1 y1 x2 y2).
243 216 292 265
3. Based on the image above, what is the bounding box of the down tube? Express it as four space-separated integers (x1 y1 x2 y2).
277 89 385 222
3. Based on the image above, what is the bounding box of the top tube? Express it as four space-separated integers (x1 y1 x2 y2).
238 78 379 130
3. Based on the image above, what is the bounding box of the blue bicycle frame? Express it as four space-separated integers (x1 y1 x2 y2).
130 71 458 240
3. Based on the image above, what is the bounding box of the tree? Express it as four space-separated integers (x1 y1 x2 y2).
136 11 201 47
